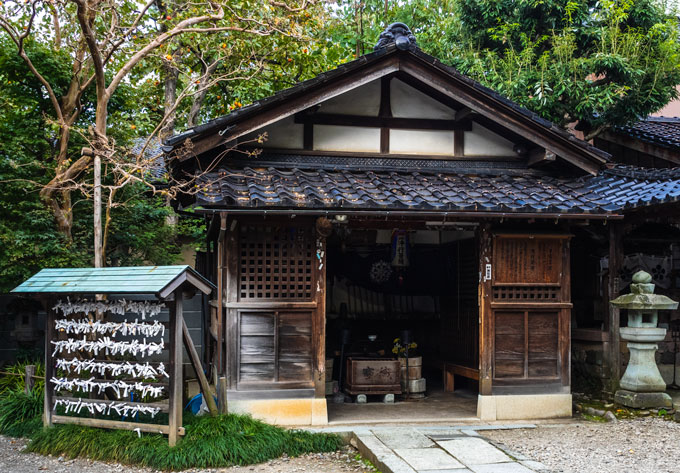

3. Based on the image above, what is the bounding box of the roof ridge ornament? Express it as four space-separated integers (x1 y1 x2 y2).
374 22 418 51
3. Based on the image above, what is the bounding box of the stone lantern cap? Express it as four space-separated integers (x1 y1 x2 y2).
610 271 678 311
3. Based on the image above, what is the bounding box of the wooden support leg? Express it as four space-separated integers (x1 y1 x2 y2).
182 320 218 415
169 291 183 447
445 368 455 393
43 300 55 428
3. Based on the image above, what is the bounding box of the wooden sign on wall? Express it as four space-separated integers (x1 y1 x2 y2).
493 236 564 285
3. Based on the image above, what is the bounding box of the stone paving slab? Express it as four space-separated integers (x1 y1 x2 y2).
374 429 435 449
437 438 512 465
420 470 472 473
354 433 417 473
394 448 466 471
469 462 535 473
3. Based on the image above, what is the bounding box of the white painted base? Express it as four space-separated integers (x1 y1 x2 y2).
477 394 572 421
227 398 328 426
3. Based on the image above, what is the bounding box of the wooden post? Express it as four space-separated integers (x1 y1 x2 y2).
24 365 35 395
182 319 218 415
43 299 55 428
314 233 327 398
217 376 227 414
225 219 239 391
168 290 183 447
478 224 493 396
216 212 227 376
605 222 624 396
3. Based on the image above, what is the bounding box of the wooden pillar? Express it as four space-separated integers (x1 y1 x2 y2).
604 222 624 395
43 298 55 428
314 233 327 398
478 224 493 395
560 236 572 388
216 212 227 376
225 218 239 392
168 290 183 447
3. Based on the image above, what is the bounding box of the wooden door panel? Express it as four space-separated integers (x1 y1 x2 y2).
494 311 525 378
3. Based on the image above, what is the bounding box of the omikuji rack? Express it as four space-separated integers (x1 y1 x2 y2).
12 266 215 446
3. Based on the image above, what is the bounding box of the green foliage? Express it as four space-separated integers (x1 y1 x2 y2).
0 390 43 438
0 360 44 397
26 414 341 470
329 0 680 139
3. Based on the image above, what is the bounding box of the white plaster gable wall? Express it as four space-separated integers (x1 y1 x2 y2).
314 125 381 152
390 79 456 119
242 116 303 149
390 129 454 155
317 78 381 116
464 123 515 156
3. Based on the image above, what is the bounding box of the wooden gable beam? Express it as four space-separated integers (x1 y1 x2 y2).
293 113 472 131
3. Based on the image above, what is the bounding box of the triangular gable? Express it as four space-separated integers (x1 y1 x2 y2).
166 45 610 175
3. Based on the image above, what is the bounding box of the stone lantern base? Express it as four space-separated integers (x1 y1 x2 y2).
614 390 672 409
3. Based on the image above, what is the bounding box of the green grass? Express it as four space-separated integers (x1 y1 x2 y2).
0 361 342 470
0 389 43 437
26 413 342 470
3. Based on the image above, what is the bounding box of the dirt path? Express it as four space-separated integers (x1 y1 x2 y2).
483 417 680 473
0 436 375 473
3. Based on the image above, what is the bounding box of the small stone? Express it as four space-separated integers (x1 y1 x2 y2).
604 411 618 422
639 410 651 416
585 407 606 417
674 411 680 422
604 403 614 408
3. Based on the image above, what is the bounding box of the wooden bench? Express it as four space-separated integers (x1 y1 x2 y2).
442 362 479 392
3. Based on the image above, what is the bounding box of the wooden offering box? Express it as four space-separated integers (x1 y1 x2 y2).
345 357 401 395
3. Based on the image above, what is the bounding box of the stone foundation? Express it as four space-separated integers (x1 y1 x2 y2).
227 398 328 425
614 389 672 409
477 394 572 421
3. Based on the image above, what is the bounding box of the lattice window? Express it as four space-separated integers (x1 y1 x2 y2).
239 225 314 300
492 285 559 302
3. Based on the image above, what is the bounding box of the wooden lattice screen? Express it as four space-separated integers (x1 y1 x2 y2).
238 225 315 301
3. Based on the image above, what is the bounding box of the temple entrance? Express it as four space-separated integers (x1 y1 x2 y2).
324 224 480 423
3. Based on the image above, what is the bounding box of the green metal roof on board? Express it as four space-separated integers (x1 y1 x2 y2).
11 265 214 297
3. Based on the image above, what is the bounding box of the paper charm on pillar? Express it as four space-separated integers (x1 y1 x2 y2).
391 230 410 268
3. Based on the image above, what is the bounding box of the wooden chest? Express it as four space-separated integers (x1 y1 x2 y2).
344 357 401 395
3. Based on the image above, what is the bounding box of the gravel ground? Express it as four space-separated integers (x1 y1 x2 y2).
483 417 680 473
0 436 376 473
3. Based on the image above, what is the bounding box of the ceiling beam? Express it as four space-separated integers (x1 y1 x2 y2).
293 113 472 131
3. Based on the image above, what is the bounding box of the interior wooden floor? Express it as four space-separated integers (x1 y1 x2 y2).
327 387 478 425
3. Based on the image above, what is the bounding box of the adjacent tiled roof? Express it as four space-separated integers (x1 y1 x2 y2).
585 165 680 209
615 117 680 150
195 165 618 214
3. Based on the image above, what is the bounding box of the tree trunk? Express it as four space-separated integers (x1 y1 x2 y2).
187 60 219 128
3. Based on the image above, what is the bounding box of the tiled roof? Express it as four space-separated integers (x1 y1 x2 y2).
585 165 680 209
193 162 680 215
195 165 619 214
615 117 680 150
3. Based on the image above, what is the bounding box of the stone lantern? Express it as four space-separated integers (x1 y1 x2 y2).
611 270 678 408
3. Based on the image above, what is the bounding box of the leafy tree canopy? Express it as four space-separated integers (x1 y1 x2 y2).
331 0 680 139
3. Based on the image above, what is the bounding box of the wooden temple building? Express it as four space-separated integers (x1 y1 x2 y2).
163 24 680 424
